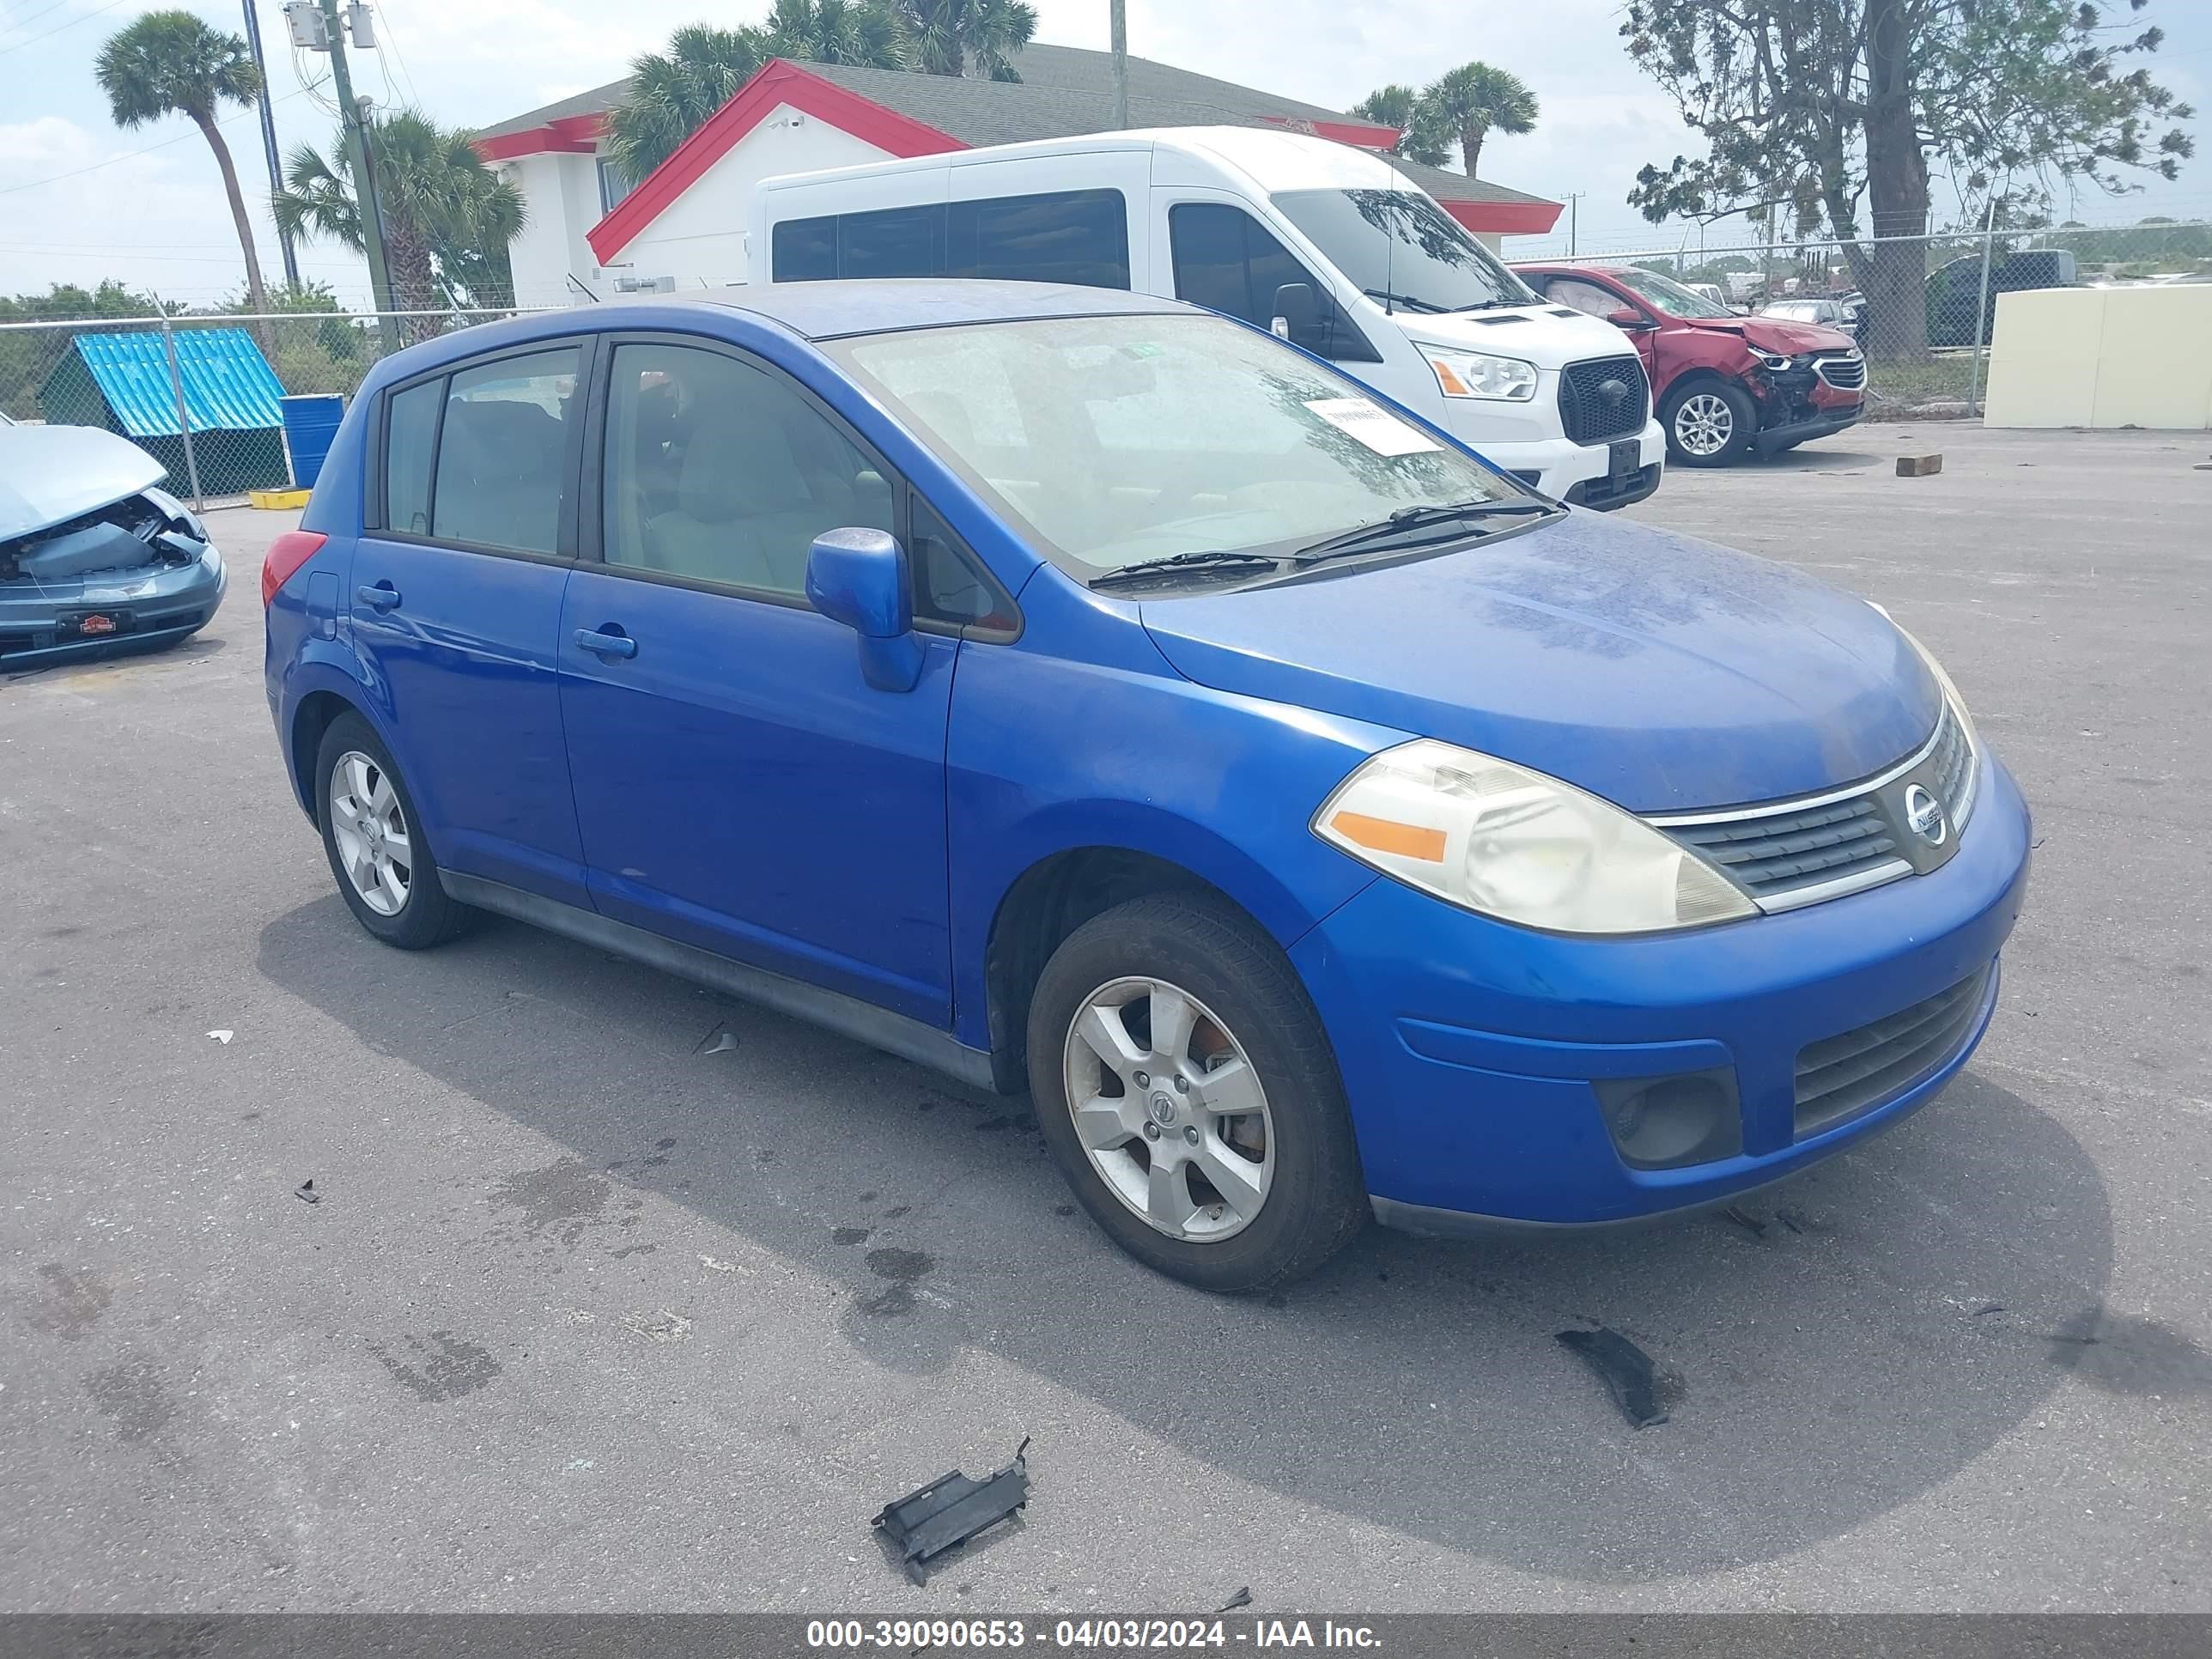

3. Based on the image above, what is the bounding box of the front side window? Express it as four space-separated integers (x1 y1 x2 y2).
830 313 1523 582
1169 203 1370 361
428 346 580 555
383 376 442 535
599 342 891 598
1270 189 1534 314
1545 276 1626 319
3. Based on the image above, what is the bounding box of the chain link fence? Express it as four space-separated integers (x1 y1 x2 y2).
1 305 562 511
1512 220 2212 419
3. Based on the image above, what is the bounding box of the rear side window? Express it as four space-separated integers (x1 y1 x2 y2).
1168 203 1371 361
769 190 1129 289
383 378 441 535
429 346 581 556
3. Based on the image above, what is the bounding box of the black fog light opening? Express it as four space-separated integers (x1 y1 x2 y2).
1593 1067 1743 1170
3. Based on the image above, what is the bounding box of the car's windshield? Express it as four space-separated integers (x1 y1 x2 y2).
829 313 1527 582
1607 265 1737 319
1271 189 1536 314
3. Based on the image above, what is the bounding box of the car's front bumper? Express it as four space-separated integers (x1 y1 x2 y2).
0 548 225 670
1290 753 2031 1228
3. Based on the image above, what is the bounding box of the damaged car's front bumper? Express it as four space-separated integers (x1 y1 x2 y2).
2 424 227 670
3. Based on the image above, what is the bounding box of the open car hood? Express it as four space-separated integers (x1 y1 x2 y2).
0 424 167 544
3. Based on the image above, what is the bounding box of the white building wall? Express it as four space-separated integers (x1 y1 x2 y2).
599 109 893 294
501 152 605 308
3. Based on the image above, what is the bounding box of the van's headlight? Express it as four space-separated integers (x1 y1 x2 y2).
1314 739 1755 933
1420 347 1539 402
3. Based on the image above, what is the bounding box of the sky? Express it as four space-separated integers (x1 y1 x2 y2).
3 0 2209 310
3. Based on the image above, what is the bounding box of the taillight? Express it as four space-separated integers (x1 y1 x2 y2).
261 529 329 606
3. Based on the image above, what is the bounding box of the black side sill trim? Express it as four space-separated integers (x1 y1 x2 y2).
439 872 1001 1094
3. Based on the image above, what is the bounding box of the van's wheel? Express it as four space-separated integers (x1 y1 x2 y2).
1027 892 1367 1292
315 711 474 949
1662 380 1758 466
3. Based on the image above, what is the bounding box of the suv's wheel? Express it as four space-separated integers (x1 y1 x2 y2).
315 711 473 949
1027 893 1367 1292
1663 380 1758 466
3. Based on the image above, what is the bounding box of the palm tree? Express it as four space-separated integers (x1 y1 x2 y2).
893 0 1036 80
1349 84 1451 169
1419 62 1539 178
94 11 271 321
274 111 525 331
605 24 775 184
766 0 909 70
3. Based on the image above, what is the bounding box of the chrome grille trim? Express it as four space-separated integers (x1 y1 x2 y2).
1814 354 1867 390
1647 702 1978 914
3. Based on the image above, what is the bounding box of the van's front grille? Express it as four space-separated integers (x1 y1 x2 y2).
1794 967 1990 1135
1557 355 1650 445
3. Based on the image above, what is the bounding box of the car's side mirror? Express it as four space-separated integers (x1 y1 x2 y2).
805 527 923 693
1271 282 1322 347
1607 308 1656 331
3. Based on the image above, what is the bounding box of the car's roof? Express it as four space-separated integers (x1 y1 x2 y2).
646 279 1189 340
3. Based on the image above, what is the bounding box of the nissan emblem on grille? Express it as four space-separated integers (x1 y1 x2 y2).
1905 784 1948 845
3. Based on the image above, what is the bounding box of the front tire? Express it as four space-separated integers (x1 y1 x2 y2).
1027 893 1367 1292
315 712 473 949
1663 380 1758 466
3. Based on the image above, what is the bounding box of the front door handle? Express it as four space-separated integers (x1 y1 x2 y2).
355 582 400 611
573 625 637 659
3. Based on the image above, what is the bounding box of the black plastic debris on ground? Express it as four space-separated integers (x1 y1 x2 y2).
1217 1587 1253 1613
294 1179 320 1206
1557 1327 1669 1428
873 1437 1030 1585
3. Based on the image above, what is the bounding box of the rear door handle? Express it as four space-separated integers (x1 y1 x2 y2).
355 582 400 611
573 626 637 659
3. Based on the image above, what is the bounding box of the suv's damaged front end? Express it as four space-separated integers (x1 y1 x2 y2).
1 423 226 670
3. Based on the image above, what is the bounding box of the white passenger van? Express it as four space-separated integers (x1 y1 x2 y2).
754 127 1665 507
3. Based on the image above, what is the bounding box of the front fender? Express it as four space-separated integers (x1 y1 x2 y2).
945 599 1402 1051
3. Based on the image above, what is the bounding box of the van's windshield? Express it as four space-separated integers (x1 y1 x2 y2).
1272 189 1537 315
828 313 1532 586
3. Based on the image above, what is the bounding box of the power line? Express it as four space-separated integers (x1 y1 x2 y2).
0 85 314 197
0 0 136 57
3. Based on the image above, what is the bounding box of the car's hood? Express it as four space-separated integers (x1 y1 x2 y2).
1402 304 1639 368
0 423 166 544
1139 514 1939 815
1686 315 1858 355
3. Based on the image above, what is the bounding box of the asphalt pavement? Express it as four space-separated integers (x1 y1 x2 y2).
2 423 2207 1611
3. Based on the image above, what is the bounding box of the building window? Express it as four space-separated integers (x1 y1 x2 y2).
597 156 635 215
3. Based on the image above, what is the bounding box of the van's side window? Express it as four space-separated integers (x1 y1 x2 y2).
770 191 1129 289
428 347 580 556
1169 203 1367 360
383 377 442 535
600 342 892 598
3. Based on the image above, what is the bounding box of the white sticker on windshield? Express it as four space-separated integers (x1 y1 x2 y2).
1302 397 1442 457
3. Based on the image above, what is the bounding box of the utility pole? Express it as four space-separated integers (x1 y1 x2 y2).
1109 0 1128 130
1565 192 1584 257
297 1 398 348
241 3 300 289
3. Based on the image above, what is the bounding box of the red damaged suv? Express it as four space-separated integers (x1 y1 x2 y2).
1512 262 1865 467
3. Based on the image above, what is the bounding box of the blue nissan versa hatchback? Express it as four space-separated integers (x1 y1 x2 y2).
264 282 2030 1291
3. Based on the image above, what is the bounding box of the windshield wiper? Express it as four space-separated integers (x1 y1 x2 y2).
1361 288 1449 314
1288 498 1556 563
1089 550 1285 591
1449 298 1530 313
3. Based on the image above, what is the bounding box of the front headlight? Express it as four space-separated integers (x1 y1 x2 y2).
1752 349 1801 372
1313 739 1756 933
1420 347 1539 402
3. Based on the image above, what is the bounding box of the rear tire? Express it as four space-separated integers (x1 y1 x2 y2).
1663 380 1758 466
1027 892 1367 1292
315 711 474 950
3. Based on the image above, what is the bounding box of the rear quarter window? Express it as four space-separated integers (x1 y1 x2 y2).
383 378 441 535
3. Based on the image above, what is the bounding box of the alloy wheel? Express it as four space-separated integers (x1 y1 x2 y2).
1060 975 1274 1243
328 750 413 917
1674 392 1736 457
